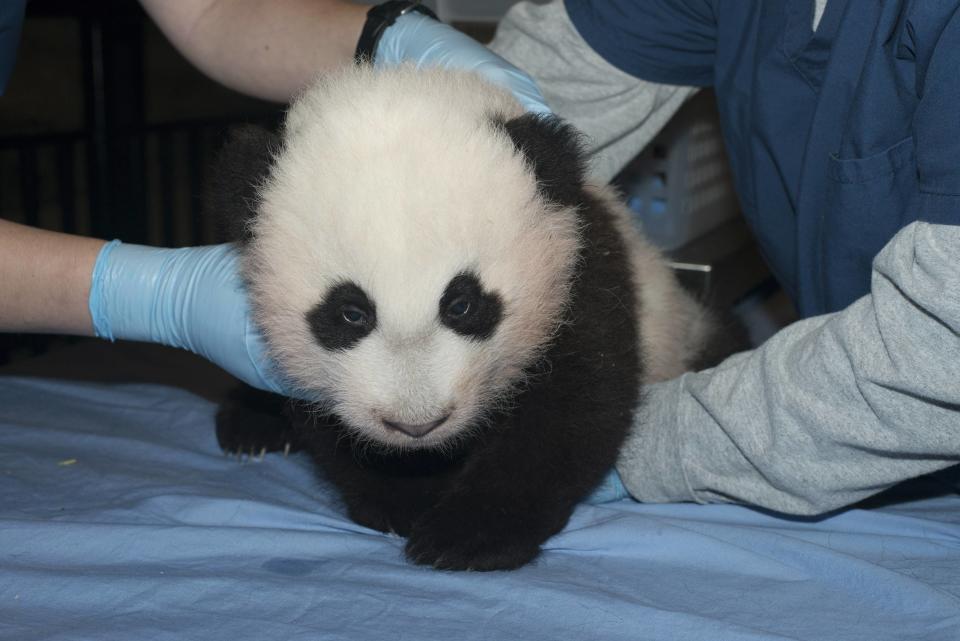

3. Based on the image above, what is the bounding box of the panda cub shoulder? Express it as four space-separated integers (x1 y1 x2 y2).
210 65 719 571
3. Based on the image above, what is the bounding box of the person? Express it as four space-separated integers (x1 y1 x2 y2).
486 0 959 513
1 1 957 515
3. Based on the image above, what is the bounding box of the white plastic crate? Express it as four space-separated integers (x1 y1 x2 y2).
613 91 740 251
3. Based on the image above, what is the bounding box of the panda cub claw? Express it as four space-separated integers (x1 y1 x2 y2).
215 399 301 461
405 532 541 572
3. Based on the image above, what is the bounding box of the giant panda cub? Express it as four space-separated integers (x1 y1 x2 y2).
211 65 724 571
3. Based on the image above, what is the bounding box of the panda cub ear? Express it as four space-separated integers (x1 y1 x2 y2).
206 124 281 244
495 113 588 207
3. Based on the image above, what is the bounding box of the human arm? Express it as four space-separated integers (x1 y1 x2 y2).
0 219 104 335
0 218 285 393
138 0 367 102
617 222 960 515
140 0 550 112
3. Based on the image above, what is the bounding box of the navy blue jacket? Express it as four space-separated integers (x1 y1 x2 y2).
567 0 960 317
0 0 25 96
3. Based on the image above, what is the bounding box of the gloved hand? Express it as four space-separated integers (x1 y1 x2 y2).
88 240 290 396
376 10 550 114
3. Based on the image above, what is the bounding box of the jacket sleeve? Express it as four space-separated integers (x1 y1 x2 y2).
563 0 716 85
489 0 698 182
618 221 960 515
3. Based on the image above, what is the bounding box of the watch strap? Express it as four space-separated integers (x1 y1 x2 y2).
354 1 439 64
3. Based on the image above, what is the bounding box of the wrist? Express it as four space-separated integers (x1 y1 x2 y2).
89 241 213 350
89 240 131 342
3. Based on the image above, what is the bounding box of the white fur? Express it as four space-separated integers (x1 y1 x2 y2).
246 66 581 448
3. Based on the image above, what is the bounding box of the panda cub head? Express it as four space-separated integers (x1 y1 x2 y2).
223 66 588 450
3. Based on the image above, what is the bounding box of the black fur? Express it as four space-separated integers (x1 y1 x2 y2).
307 282 378 351
438 271 503 340
212 114 641 571
495 113 587 207
216 385 301 457
205 124 280 244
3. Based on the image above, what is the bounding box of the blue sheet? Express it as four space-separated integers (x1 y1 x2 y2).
1 376 958 640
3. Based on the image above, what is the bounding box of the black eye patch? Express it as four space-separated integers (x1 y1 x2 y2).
439 272 503 340
307 282 377 351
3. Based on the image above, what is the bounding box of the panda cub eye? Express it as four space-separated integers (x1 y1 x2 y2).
340 304 370 326
439 272 503 340
307 282 377 351
444 296 472 319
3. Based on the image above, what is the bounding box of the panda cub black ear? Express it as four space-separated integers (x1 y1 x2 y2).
495 113 588 207
205 124 281 244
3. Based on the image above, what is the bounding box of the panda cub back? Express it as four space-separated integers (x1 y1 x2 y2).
212 65 717 571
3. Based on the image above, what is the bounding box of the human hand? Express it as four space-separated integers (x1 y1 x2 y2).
88 241 290 396
376 10 550 114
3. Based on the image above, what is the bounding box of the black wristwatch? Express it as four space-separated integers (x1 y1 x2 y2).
354 1 439 64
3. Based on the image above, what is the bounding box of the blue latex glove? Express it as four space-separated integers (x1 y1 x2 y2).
88 240 289 395
376 11 550 114
586 469 632 504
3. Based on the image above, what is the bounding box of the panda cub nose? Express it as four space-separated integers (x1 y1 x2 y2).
382 415 449 438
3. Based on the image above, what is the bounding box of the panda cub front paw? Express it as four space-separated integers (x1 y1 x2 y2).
404 502 550 571
215 401 301 461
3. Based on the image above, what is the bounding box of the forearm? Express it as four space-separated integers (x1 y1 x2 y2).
139 0 367 102
618 222 960 515
0 219 104 335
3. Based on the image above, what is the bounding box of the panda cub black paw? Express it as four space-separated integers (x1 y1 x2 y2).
405 500 558 571
215 387 301 460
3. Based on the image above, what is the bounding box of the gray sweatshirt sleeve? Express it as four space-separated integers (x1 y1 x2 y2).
618 222 960 515
489 0 697 182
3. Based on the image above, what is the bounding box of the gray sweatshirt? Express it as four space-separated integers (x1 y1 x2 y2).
490 1 960 515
